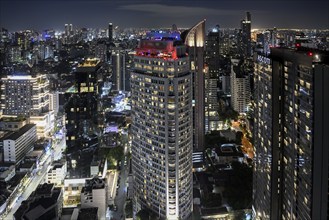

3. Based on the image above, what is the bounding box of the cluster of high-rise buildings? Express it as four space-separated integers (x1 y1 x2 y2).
0 10 328 220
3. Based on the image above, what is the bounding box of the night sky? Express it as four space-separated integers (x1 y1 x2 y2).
0 0 328 31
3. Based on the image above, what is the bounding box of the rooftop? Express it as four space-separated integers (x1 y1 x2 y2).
35 183 55 196
81 177 106 193
78 58 101 68
0 116 27 122
270 47 329 64
135 38 186 60
4 124 36 141
76 58 101 72
14 184 62 220
214 144 244 157
18 161 35 170
78 207 98 220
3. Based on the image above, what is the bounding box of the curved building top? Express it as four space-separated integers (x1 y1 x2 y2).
181 19 206 47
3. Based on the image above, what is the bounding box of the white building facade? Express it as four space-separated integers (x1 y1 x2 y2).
3 124 37 163
80 178 107 220
47 160 67 186
131 38 193 219
230 59 250 113
1 74 49 117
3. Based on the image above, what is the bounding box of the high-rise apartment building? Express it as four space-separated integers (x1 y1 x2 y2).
65 24 73 36
95 43 107 61
205 27 220 131
108 23 113 42
111 50 125 91
65 58 100 152
182 20 205 151
111 49 132 92
1 74 49 117
131 36 193 219
253 48 329 220
230 59 250 113
241 12 252 57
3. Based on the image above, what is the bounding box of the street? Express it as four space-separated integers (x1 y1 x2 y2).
0 134 65 220
108 158 129 220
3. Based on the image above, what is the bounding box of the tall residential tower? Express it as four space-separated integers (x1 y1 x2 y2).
241 12 252 57
205 27 221 131
253 48 329 220
131 36 193 219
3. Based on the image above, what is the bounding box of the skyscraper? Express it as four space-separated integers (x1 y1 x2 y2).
181 20 205 151
65 24 73 36
241 12 252 57
253 48 329 220
205 26 220 131
65 24 68 36
108 23 113 42
65 58 100 152
111 50 129 92
69 24 73 36
230 59 250 113
131 35 193 219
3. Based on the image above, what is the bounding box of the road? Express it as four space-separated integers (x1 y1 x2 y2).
1 135 65 220
231 120 254 159
53 136 66 161
108 157 129 220
3 158 50 219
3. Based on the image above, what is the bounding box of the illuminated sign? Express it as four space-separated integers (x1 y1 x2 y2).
257 55 271 65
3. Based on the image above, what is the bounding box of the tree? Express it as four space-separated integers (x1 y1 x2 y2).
98 146 124 168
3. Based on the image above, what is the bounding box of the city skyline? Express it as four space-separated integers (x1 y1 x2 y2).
0 2 328 219
0 0 328 31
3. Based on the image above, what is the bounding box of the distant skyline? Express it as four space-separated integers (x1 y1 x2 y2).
0 0 328 32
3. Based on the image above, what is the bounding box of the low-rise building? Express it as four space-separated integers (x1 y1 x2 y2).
47 159 67 186
90 158 107 178
63 178 86 207
60 207 99 220
78 207 99 220
212 144 245 165
3 124 37 163
0 117 27 131
0 165 15 182
29 111 55 138
14 183 63 220
192 151 206 172
80 177 107 220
